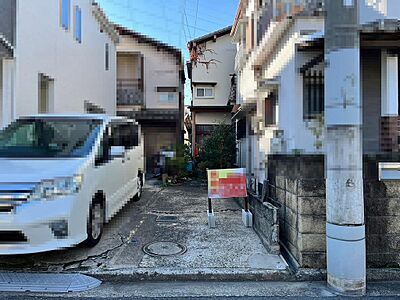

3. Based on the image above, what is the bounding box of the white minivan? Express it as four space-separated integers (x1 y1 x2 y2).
0 114 144 254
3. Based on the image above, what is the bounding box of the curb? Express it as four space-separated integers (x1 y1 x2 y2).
83 268 296 283
81 268 331 283
81 267 400 283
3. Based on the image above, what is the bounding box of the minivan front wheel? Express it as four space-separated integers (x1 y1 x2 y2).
84 198 104 247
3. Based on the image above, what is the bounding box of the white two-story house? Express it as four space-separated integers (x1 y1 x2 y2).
232 0 400 270
187 27 236 156
0 0 118 128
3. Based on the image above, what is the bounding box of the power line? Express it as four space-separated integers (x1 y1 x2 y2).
184 7 193 40
194 0 199 37
106 0 212 35
103 0 232 28
162 2 170 44
181 0 188 45
135 0 234 24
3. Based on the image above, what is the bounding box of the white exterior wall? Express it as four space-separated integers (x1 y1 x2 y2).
192 35 236 107
359 0 400 24
234 15 325 182
1 58 15 127
381 50 399 116
239 62 258 102
0 60 2 126
11 0 116 122
117 36 180 110
262 17 324 153
195 112 231 125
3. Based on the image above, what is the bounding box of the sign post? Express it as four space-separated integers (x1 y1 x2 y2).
207 168 251 228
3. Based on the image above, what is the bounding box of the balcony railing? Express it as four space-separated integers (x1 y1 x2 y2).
274 0 323 20
257 2 274 45
117 79 144 106
257 0 324 44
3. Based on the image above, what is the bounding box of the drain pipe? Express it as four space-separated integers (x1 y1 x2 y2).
324 0 366 295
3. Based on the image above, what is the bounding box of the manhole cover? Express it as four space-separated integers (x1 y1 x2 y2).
143 241 187 257
156 215 178 223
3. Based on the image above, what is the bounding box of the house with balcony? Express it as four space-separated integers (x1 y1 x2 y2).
232 0 400 270
115 26 185 174
187 26 236 156
0 0 118 128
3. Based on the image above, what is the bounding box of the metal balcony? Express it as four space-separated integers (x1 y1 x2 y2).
117 79 144 106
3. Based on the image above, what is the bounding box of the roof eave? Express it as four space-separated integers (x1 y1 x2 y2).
92 2 120 44
116 26 183 64
190 26 232 45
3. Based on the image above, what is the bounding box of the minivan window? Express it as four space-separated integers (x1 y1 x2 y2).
95 122 139 166
0 118 102 158
108 123 139 149
116 123 139 149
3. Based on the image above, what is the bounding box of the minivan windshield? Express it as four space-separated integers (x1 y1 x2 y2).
0 118 103 158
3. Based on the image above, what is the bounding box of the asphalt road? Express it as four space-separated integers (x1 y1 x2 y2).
0 180 399 299
0 280 400 299
0 179 286 280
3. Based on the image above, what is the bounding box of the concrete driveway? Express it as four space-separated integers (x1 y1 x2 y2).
0 180 288 280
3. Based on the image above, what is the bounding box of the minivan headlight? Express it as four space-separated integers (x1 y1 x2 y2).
30 175 83 200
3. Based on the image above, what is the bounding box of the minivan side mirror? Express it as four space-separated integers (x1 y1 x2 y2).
110 146 125 158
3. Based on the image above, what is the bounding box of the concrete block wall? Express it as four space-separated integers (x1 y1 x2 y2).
236 193 280 255
267 154 400 269
250 194 280 255
364 154 400 267
267 155 326 268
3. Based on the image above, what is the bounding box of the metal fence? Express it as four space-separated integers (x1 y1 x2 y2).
117 78 144 106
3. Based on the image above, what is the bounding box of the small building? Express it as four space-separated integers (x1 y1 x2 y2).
187 27 237 156
0 0 118 128
115 26 185 174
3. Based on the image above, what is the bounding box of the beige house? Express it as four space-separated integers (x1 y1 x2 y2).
115 27 185 174
187 27 236 156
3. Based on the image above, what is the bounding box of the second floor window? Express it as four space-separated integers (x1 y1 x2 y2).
303 70 324 120
74 6 82 42
265 93 277 125
61 0 70 30
196 87 214 98
105 43 109 71
159 92 177 103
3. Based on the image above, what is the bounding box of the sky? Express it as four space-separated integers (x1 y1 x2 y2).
97 0 239 105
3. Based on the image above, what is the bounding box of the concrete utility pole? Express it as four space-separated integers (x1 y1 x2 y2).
325 0 366 295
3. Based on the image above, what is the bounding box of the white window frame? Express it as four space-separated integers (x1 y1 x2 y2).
196 87 215 99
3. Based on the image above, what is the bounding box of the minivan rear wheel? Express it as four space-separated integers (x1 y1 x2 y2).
84 198 104 247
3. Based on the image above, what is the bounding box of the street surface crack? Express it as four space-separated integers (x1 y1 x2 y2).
62 235 126 271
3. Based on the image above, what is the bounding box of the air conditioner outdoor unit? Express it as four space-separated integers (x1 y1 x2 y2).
271 137 285 153
378 162 400 181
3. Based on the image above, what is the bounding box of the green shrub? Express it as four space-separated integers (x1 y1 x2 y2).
197 123 236 176
165 143 191 179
